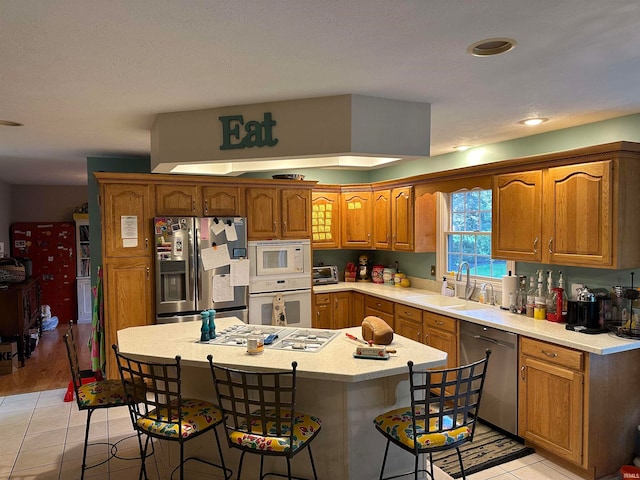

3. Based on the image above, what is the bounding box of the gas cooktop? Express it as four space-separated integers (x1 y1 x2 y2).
207 324 338 353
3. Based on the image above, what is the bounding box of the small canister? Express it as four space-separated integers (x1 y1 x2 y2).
247 332 264 355
383 268 395 286
371 265 385 284
534 297 547 320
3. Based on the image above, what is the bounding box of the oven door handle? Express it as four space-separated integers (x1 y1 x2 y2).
249 289 311 298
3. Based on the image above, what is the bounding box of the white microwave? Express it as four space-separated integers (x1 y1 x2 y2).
248 239 311 278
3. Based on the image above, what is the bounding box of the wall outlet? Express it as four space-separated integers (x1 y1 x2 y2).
430 265 436 276
571 283 585 299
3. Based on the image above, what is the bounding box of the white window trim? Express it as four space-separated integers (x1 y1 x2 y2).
435 191 514 296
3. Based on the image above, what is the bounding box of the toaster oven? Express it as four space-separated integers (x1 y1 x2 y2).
312 265 339 285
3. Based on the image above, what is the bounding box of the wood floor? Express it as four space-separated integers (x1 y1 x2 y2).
0 321 92 396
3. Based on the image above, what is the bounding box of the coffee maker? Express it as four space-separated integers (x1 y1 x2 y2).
566 286 608 332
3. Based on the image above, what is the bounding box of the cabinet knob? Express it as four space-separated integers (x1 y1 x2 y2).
146 267 150 280
204 200 209 214
283 221 287 232
192 200 196 212
541 350 558 358
435 320 444 326
145 238 149 250
533 236 538 254
520 365 526 380
548 237 553 254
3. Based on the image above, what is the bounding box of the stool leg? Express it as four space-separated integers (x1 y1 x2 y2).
81 408 94 480
379 438 391 480
308 445 318 480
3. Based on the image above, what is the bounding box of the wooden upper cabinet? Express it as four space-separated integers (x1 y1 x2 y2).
202 186 244 217
155 184 200 216
312 191 340 249
414 188 436 252
544 162 611 267
391 187 414 251
341 190 373 248
246 187 279 239
102 183 153 258
281 188 311 238
372 189 392 249
493 170 543 262
246 187 311 240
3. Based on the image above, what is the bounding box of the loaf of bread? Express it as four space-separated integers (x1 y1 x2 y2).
361 316 394 345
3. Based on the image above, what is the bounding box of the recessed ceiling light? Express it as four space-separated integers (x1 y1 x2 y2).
519 117 548 126
0 120 23 127
467 38 517 57
454 145 472 151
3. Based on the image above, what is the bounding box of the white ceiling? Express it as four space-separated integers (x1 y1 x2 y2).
2 0 640 186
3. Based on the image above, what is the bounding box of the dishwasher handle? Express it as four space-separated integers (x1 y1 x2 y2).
469 333 515 350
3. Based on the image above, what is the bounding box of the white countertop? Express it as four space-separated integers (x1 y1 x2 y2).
314 282 640 355
116 317 448 383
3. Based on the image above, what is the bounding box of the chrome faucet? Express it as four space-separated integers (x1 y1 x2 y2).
456 261 476 300
481 282 495 305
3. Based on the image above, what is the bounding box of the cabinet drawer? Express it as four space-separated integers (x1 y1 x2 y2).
364 308 394 330
395 304 422 322
313 293 331 306
520 336 584 371
423 312 457 334
365 295 394 315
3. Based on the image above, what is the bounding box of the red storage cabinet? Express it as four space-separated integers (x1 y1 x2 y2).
11 222 76 323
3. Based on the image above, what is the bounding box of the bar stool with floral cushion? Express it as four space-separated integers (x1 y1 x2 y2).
373 350 491 480
112 344 232 480
208 356 322 480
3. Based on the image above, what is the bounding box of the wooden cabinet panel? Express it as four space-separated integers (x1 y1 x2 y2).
332 292 352 329
104 256 153 379
364 295 394 330
395 304 422 343
414 188 436 252
246 187 311 240
544 161 611 267
313 293 332 329
493 170 543 262
312 191 340 249
341 190 373 248
351 292 365 326
155 185 199 216
246 187 279 239
519 341 583 465
281 189 311 238
391 187 414 251
102 183 153 258
372 189 391 249
202 186 244 216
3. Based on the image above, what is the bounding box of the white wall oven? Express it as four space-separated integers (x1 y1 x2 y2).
248 239 312 327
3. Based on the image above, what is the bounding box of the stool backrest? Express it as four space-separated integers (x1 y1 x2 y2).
409 350 491 449
209 358 298 444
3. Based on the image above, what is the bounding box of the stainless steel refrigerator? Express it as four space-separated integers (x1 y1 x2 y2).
154 216 248 323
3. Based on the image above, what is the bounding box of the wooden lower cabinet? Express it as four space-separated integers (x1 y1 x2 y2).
104 257 154 379
395 304 423 343
351 292 365 326
423 312 459 396
364 295 394 330
312 292 352 329
518 337 583 465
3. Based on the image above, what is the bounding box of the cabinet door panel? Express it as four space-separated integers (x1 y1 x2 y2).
341 191 373 248
155 185 199 215
313 293 332 329
493 171 543 261
104 257 153 379
246 188 279 239
392 187 414 251
202 186 244 216
103 184 152 257
544 161 611 266
281 189 311 238
373 189 391 249
519 356 583 464
333 292 352 329
312 191 340 248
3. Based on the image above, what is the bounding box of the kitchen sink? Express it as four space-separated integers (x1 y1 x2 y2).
406 295 466 308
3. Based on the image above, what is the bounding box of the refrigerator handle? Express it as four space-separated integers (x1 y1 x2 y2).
191 223 198 304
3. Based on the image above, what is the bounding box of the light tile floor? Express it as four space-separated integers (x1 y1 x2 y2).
0 388 591 480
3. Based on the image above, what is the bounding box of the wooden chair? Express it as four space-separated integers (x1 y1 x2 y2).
63 322 129 479
208 356 322 480
373 350 491 480
112 345 232 480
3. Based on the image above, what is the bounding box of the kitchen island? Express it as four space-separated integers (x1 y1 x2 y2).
117 318 448 480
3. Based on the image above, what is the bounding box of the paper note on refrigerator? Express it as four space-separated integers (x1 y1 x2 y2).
230 258 250 286
211 220 225 236
212 274 234 302
224 222 238 241
201 244 230 270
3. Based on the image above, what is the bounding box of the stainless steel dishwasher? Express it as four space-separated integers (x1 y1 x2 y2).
460 322 518 435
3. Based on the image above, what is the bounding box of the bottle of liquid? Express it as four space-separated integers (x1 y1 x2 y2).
558 271 568 317
546 270 556 319
441 276 448 296
534 270 547 320
526 275 536 317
